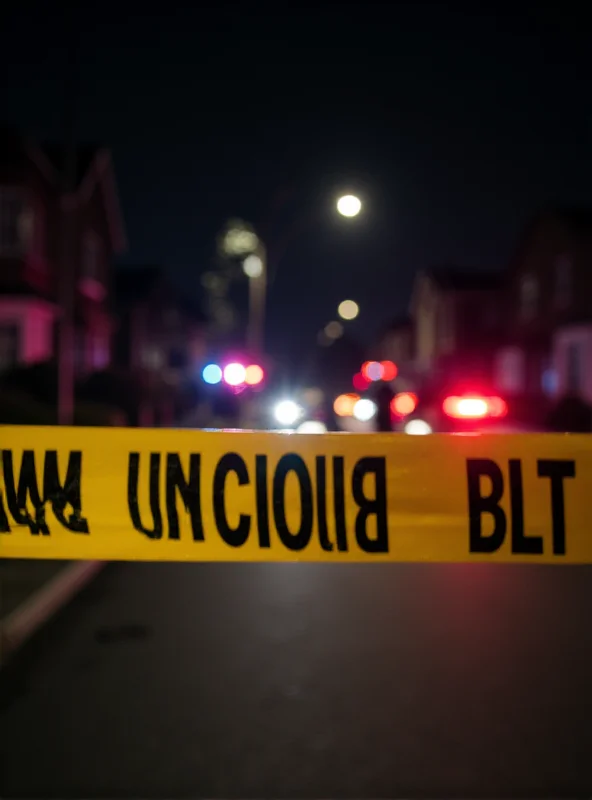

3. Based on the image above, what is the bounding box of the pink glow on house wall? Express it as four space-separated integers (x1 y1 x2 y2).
88 330 110 371
0 298 56 364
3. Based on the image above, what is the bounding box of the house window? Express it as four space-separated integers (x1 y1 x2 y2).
566 341 583 394
555 255 572 310
520 273 539 320
542 366 559 397
142 346 163 370
88 332 109 370
0 188 26 255
80 231 106 300
495 346 525 395
28 197 45 260
0 323 20 373
82 231 101 281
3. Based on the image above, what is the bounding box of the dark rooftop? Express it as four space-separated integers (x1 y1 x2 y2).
426 266 504 292
0 125 103 187
550 207 592 235
0 125 31 168
40 142 101 186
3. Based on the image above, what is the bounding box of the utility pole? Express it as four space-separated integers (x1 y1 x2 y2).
57 10 78 425
246 240 267 355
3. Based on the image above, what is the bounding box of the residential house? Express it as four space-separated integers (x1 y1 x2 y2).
410 267 503 384
114 267 207 425
374 316 415 383
0 126 126 377
494 209 592 404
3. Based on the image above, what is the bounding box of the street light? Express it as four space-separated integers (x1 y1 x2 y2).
222 225 259 257
337 299 359 320
243 254 263 278
219 220 267 355
217 192 362 355
336 194 362 218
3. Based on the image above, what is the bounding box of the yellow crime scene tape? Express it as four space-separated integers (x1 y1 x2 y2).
0 425 588 564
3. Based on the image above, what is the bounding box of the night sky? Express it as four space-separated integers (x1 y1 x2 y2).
1 2 591 360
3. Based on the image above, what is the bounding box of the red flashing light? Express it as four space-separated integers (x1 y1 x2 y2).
353 372 370 391
391 391 418 417
381 360 398 381
443 395 507 420
487 396 508 418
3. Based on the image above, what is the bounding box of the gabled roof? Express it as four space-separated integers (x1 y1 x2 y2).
0 126 127 254
547 207 592 235
409 266 503 316
42 143 127 254
0 125 29 167
40 142 101 188
0 124 56 182
423 266 504 292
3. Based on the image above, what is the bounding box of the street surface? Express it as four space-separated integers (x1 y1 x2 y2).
2 561 592 797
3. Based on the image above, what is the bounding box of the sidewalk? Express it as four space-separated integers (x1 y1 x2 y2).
0 559 104 664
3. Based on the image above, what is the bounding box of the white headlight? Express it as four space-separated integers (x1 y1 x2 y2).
353 398 377 422
273 400 302 426
404 419 432 435
296 420 327 434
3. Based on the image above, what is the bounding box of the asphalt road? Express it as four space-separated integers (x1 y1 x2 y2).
2 562 592 798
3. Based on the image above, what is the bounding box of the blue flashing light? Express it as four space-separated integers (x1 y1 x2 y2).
202 363 223 385
366 361 383 381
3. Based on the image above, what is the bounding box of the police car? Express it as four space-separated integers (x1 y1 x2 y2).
392 381 540 435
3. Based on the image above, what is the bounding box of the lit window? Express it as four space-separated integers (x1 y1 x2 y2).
566 341 583 393
90 333 109 370
520 274 538 320
11 199 45 264
142 346 163 370
495 346 525 395
0 188 26 254
555 255 572 310
542 367 558 397
18 207 34 248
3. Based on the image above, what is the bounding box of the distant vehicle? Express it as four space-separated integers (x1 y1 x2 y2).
268 392 330 433
392 381 540 435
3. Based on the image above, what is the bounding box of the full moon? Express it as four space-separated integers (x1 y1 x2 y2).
336 194 362 218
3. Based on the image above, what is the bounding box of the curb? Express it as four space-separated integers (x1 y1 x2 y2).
0 560 105 662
